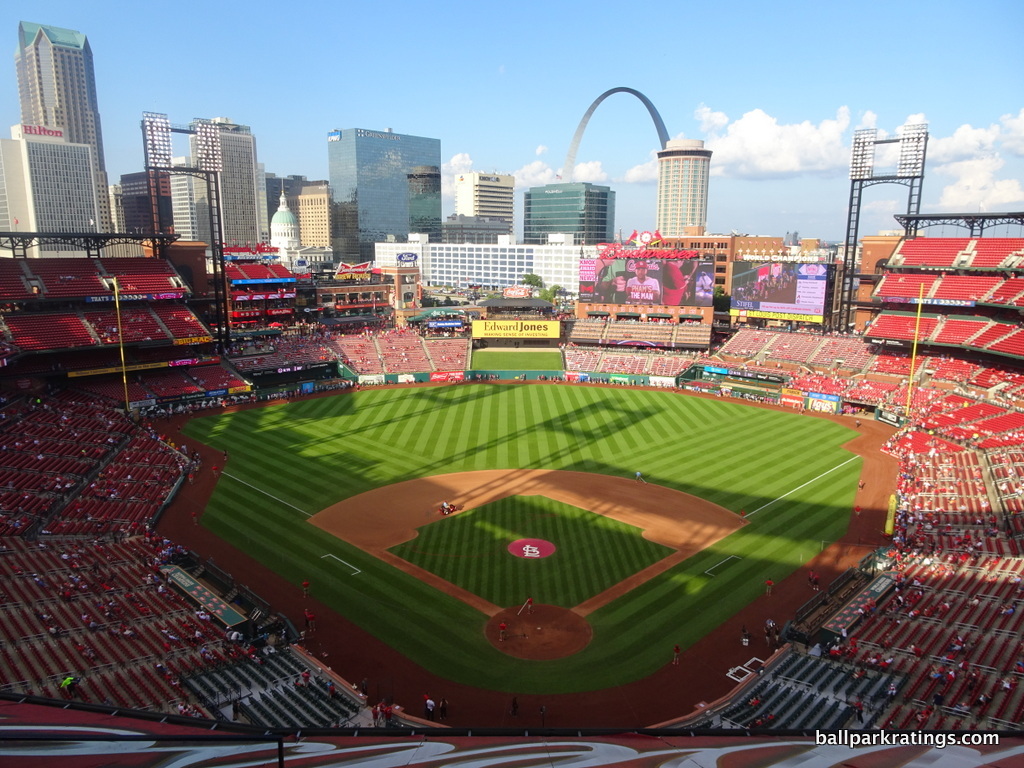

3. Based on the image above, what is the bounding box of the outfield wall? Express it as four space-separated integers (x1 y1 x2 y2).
352 370 655 385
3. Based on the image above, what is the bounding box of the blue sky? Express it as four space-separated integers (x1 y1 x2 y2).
3 0 1023 241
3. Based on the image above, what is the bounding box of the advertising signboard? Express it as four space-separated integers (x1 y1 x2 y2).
471 320 560 339
729 261 833 323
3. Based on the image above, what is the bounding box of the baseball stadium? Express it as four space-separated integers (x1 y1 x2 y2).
3 221 1024 766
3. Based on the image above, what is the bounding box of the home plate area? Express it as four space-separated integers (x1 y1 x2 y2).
486 604 593 660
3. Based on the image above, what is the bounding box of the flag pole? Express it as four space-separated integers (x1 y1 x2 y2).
904 283 925 416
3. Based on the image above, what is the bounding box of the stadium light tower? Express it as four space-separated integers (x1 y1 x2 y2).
837 123 928 330
142 112 229 352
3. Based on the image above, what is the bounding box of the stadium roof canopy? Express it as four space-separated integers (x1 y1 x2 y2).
406 308 468 321
477 298 553 309
321 315 384 327
893 210 1024 236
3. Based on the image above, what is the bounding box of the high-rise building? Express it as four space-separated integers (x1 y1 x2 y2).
16 22 110 231
0 124 98 251
190 117 266 247
296 182 331 248
656 139 712 236
326 127 441 262
105 182 142 257
454 172 514 234
523 182 614 246
408 164 441 244
264 174 312 227
119 170 171 234
442 214 509 244
169 157 201 242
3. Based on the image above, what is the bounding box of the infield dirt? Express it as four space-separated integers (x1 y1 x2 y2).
309 469 742 622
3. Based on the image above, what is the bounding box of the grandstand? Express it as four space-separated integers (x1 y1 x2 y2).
5 236 1024 738
868 236 1024 364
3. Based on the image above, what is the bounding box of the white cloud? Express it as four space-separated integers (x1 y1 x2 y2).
695 104 728 133
621 157 658 184
508 159 606 187
856 111 879 130
535 144 548 156
900 113 928 129
700 106 851 179
934 155 1024 209
928 123 1000 163
571 160 608 183
863 198 902 216
441 152 475 201
1000 108 1024 156
498 64 506 75
512 159 560 188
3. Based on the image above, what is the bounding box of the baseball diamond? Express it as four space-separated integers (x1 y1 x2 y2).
181 383 862 697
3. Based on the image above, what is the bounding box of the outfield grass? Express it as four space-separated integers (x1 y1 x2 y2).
183 384 860 693
470 348 564 370
390 495 673 608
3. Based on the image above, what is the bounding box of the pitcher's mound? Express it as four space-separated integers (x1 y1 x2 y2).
487 604 592 660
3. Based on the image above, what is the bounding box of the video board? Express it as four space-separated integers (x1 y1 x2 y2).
579 256 714 307
729 261 833 323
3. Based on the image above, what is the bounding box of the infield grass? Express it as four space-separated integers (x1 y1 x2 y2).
183 384 860 693
391 495 673 608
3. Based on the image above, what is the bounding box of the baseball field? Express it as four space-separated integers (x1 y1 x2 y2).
182 383 860 694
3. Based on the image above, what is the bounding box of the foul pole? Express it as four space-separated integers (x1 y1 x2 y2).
113 277 131 414
904 283 925 416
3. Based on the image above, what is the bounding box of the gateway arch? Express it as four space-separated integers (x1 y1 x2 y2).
562 87 669 183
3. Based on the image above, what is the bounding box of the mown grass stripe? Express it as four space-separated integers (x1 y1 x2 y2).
186 384 861 692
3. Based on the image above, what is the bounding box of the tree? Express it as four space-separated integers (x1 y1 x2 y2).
713 286 731 313
538 285 563 304
520 273 544 289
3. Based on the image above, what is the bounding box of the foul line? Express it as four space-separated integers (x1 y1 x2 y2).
221 472 311 517
321 553 361 575
746 456 859 518
705 555 741 577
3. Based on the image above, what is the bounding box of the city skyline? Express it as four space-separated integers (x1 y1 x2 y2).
1 0 1022 242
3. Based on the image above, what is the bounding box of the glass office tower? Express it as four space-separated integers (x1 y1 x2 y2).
523 182 615 246
327 128 441 262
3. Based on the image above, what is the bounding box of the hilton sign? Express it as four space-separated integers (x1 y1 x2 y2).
22 125 64 138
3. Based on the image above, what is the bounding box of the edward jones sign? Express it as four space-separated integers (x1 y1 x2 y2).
472 320 560 339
